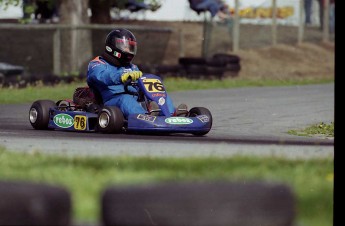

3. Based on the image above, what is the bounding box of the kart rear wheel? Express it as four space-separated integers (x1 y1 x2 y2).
188 107 213 136
29 100 56 130
97 106 124 133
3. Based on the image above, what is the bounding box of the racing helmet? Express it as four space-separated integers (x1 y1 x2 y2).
104 28 137 66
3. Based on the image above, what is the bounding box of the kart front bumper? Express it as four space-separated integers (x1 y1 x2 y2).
127 114 212 134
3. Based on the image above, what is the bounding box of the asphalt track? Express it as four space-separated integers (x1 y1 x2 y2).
0 83 334 159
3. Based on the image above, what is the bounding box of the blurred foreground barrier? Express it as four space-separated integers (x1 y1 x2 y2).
101 181 295 226
0 181 71 226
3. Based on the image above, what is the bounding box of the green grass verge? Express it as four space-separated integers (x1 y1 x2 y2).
0 77 334 104
288 122 334 138
0 147 333 226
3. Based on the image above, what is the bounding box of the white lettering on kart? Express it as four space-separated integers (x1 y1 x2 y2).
53 113 74 128
165 117 193 125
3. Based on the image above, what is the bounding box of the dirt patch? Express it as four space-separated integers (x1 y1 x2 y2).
235 42 334 79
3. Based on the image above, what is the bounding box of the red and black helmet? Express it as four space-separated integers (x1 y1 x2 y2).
104 28 137 66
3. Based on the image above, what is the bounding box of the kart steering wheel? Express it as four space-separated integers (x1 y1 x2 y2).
123 77 137 96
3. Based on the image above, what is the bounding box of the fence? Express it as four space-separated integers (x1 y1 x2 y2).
202 0 334 57
0 23 173 75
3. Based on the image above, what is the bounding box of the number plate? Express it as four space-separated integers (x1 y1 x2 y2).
74 115 87 130
143 79 165 93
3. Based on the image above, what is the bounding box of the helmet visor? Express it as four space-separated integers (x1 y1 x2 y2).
115 37 137 55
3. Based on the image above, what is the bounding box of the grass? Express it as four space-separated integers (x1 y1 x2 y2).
0 77 334 225
0 147 333 226
0 77 334 104
288 122 334 138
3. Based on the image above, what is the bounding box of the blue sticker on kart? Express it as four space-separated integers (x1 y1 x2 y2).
53 113 74 128
165 117 193 125
197 115 209 123
137 114 156 122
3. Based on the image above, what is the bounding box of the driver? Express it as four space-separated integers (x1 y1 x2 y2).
87 28 187 119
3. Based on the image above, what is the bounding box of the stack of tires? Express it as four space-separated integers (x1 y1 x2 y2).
212 53 241 78
153 64 183 79
178 53 241 79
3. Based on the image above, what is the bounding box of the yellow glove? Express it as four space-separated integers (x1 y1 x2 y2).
121 71 143 83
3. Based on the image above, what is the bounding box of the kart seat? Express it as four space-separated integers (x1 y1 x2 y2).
73 86 103 108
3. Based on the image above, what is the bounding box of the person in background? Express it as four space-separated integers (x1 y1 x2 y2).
329 0 335 33
316 0 335 32
188 0 230 20
87 28 187 119
304 0 313 25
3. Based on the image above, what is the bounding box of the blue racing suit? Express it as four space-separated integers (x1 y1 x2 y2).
87 56 175 118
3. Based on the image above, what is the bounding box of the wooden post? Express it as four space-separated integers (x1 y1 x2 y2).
272 0 277 46
322 0 330 43
179 29 185 58
53 28 61 75
298 0 304 44
232 0 240 52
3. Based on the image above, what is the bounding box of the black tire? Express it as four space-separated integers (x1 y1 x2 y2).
101 181 295 226
205 66 225 79
155 65 182 75
212 53 241 64
182 65 206 79
29 100 56 130
0 181 71 226
97 106 124 133
225 63 241 72
178 57 206 66
205 58 227 67
188 107 213 136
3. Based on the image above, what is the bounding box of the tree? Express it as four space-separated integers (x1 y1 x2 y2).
89 0 113 24
59 0 92 74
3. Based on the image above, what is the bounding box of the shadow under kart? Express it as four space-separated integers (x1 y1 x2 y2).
29 74 213 136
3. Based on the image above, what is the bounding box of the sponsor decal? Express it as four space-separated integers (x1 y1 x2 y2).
152 93 166 98
106 46 112 52
196 115 209 123
158 97 165 106
137 114 156 122
165 117 193 125
113 51 121 58
53 113 74 128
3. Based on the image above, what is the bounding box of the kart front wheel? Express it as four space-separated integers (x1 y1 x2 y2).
97 106 124 133
29 100 56 130
188 107 213 136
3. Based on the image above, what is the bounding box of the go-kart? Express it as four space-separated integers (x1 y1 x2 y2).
28 74 213 136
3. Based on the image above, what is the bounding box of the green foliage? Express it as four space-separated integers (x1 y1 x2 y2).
0 82 86 104
0 148 333 226
0 0 20 10
288 122 334 138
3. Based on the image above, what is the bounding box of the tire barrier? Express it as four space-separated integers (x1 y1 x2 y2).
212 53 241 64
0 181 72 226
154 65 183 79
0 53 241 87
0 180 295 226
156 54 241 79
101 181 295 226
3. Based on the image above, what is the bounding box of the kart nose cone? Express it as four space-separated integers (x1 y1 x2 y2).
29 108 38 123
99 112 110 128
